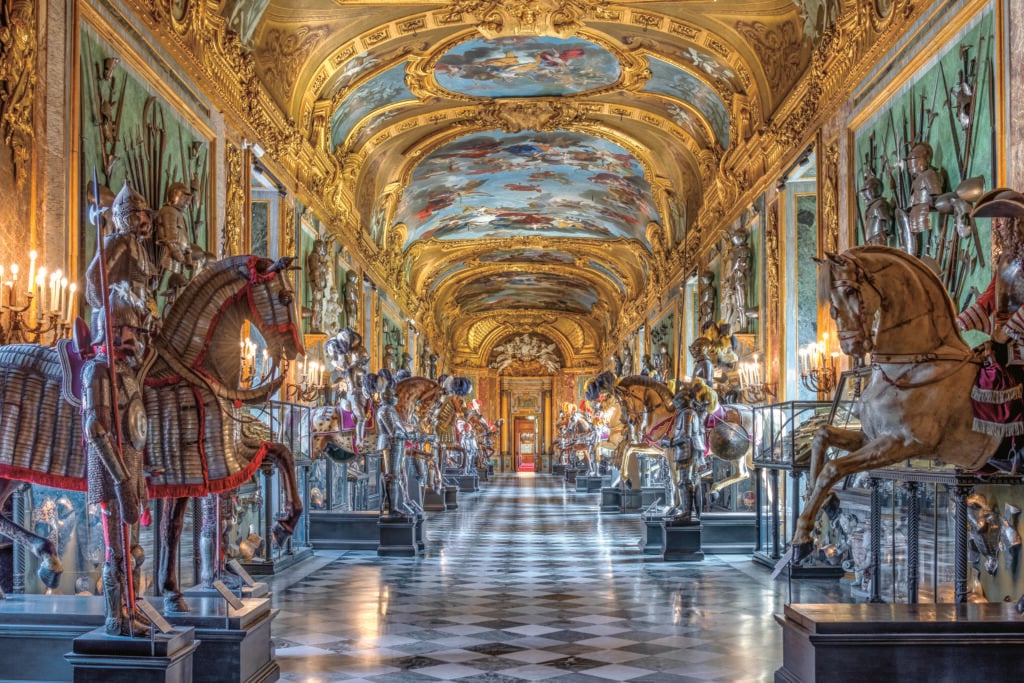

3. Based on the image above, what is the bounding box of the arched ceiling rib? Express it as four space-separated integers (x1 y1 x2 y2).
247 0 819 368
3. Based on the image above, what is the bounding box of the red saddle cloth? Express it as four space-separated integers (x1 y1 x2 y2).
971 359 1024 438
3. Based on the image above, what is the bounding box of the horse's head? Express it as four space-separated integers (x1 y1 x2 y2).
821 252 880 359
159 255 303 402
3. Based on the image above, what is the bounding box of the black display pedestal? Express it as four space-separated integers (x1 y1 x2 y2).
422 486 447 511
309 510 381 550
701 511 756 554
163 596 278 683
183 581 269 601
640 515 663 554
444 485 458 510
378 516 421 557
576 475 604 493
0 594 105 681
564 468 579 485
445 471 479 492
477 467 489 483
600 487 621 512
65 625 198 683
661 519 704 561
621 488 643 511
775 603 1024 683
552 463 566 476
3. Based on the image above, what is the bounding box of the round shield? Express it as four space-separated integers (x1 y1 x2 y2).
126 396 148 451
708 418 749 462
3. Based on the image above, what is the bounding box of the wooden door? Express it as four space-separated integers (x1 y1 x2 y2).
514 417 535 471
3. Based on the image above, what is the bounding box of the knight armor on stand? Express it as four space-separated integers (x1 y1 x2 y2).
659 382 708 522
153 181 194 305
82 283 151 636
376 384 417 518
860 171 893 246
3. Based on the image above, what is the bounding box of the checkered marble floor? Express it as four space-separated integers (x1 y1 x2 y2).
267 473 844 682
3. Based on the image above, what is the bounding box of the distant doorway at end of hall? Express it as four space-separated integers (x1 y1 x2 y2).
514 416 537 472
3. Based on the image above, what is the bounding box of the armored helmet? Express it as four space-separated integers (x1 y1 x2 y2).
111 182 150 234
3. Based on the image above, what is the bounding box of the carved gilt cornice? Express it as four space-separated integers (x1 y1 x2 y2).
443 0 608 39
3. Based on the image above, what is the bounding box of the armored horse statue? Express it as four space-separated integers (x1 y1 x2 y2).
781 246 998 566
0 255 305 609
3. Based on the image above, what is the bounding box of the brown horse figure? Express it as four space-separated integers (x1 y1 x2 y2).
783 246 997 566
0 255 305 608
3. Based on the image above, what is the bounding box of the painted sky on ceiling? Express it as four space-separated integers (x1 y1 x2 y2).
395 131 660 246
478 248 577 265
642 57 730 148
435 36 620 98
455 272 599 315
330 62 415 148
587 259 626 294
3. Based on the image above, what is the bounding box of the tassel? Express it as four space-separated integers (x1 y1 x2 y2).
973 418 1024 438
971 385 1023 403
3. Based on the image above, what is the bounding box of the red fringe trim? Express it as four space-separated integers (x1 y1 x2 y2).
0 465 87 491
147 441 269 499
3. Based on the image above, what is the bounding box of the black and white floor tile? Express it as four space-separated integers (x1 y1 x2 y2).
267 474 844 682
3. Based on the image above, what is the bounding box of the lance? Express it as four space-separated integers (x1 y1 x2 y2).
91 167 138 632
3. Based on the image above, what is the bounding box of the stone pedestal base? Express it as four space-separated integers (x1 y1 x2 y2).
65 625 198 683
477 467 489 483
163 597 278 683
444 485 458 510
552 463 566 476
0 594 104 681
701 511 756 554
422 486 447 511
775 603 1024 683
600 487 621 512
378 517 421 557
564 468 579 485
661 519 704 561
415 514 426 553
640 516 664 554
309 510 381 550
183 581 269 601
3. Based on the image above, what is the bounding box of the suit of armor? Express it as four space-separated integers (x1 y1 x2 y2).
659 388 707 521
376 388 416 518
154 182 194 304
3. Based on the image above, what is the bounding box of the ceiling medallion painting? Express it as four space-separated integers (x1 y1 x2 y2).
454 272 599 315
395 130 660 245
330 62 415 148
434 36 621 98
642 56 730 148
490 333 562 375
478 248 576 265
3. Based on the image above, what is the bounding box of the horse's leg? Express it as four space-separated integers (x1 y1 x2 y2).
262 443 303 548
809 425 866 489
159 497 191 612
792 436 929 561
0 479 63 591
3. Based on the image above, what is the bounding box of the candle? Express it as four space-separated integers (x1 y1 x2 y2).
27 251 36 294
59 278 67 319
35 268 46 316
10 264 18 306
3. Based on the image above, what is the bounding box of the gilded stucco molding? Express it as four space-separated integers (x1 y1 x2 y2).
443 0 607 40
819 135 840 256
222 141 244 257
0 0 36 189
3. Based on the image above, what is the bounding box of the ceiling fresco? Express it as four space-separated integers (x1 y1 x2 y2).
434 36 621 97
217 0 861 367
330 62 415 148
478 248 577 265
642 56 731 148
454 272 600 316
393 131 661 246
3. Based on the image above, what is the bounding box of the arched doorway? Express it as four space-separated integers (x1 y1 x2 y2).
513 416 537 472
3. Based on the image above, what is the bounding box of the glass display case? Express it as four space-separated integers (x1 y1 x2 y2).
752 368 866 576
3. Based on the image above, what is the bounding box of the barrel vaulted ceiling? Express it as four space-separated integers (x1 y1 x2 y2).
207 0 899 368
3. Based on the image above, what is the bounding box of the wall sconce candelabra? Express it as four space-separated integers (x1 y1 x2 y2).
799 333 839 396
287 355 327 403
240 338 274 388
0 251 77 347
737 353 774 404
